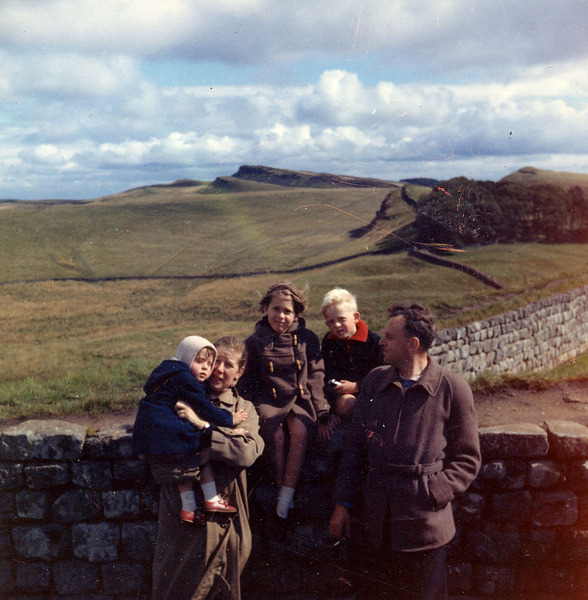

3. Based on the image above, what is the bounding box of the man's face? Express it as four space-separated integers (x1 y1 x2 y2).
380 315 411 368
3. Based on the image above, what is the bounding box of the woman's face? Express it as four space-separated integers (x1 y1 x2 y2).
207 348 245 394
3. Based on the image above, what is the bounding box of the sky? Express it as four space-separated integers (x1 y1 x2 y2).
0 0 587 200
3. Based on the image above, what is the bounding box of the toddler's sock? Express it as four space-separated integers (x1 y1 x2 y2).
276 486 296 519
201 481 219 503
180 490 197 512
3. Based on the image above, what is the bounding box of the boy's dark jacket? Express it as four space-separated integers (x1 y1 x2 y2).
321 319 383 403
131 360 233 456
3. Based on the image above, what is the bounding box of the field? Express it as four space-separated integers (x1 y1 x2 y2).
2 172 588 420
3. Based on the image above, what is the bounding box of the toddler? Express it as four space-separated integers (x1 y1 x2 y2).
132 335 248 523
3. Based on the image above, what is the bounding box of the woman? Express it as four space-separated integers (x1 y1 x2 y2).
151 336 264 600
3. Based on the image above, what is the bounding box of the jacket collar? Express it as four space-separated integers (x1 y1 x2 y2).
382 356 443 396
327 318 369 342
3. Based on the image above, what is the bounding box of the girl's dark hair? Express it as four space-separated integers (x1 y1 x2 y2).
259 281 308 316
213 336 247 369
387 302 437 351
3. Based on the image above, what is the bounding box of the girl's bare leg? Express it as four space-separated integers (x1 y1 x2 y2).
282 414 308 490
271 422 286 488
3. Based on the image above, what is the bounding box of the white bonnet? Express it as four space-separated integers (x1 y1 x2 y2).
172 335 217 367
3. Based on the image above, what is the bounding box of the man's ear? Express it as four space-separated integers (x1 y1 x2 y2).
408 336 420 355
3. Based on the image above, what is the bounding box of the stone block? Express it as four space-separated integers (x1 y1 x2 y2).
15 561 50 591
101 562 149 595
121 522 158 562
0 559 13 594
479 423 548 459
466 521 521 564
102 490 142 519
522 528 559 562
141 488 160 516
453 492 485 524
83 427 134 460
11 524 69 559
52 559 100 595
528 460 562 489
24 462 70 488
577 493 588 528
473 565 516 596
531 490 578 527
0 463 23 489
544 421 588 458
50 489 102 522
519 564 577 595
490 491 532 522
113 458 148 485
559 529 588 560
0 491 15 520
15 490 49 519
72 522 120 562
0 420 87 460
72 460 113 490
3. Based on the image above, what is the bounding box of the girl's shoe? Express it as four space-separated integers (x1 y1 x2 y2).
204 499 237 513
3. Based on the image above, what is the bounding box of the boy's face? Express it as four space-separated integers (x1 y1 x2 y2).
264 295 298 334
190 348 215 382
324 306 360 340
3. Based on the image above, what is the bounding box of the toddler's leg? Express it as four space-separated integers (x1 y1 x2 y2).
178 481 201 524
200 462 237 514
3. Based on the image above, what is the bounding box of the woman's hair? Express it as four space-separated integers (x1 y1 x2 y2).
387 302 437 351
259 281 308 316
213 336 247 369
321 287 358 315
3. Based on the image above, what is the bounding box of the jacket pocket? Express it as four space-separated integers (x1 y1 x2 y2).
426 471 454 511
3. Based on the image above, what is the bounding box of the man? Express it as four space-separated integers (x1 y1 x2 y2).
329 303 481 600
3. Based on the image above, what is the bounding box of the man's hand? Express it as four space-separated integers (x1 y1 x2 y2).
329 504 351 540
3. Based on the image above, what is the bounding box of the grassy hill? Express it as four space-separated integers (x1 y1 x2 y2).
1 165 588 419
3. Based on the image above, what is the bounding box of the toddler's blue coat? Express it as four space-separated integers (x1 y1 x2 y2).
131 360 233 456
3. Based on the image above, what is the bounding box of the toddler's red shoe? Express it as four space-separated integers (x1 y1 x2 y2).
204 499 237 513
180 509 206 525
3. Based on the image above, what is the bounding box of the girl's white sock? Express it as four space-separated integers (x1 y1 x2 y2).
201 481 219 503
180 490 197 512
276 486 296 519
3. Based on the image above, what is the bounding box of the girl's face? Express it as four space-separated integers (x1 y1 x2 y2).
190 348 215 382
264 294 297 334
208 348 245 393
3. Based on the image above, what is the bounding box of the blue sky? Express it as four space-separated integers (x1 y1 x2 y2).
1 0 587 200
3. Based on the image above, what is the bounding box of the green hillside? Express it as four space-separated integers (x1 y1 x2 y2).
1 165 588 419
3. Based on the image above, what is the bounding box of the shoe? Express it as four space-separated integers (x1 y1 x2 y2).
204 499 237 513
180 509 206 525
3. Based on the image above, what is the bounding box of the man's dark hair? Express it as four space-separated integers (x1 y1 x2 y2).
387 302 437 351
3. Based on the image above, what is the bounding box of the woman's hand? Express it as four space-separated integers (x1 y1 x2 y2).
175 401 209 430
232 427 247 436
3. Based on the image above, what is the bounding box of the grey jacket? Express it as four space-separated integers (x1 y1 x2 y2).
333 357 481 551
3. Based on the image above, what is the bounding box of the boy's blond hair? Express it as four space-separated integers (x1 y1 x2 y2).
321 287 358 315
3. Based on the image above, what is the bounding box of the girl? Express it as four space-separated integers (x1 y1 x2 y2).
238 282 332 519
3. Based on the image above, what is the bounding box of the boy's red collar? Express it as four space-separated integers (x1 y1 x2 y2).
327 319 369 342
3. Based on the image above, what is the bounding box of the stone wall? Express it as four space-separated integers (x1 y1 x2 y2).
430 285 588 379
2 418 588 599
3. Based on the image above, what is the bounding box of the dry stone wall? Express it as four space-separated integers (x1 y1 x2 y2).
2 418 588 599
430 285 588 378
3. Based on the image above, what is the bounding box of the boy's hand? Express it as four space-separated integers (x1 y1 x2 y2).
317 414 341 442
232 409 249 426
335 380 358 396
175 401 209 430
